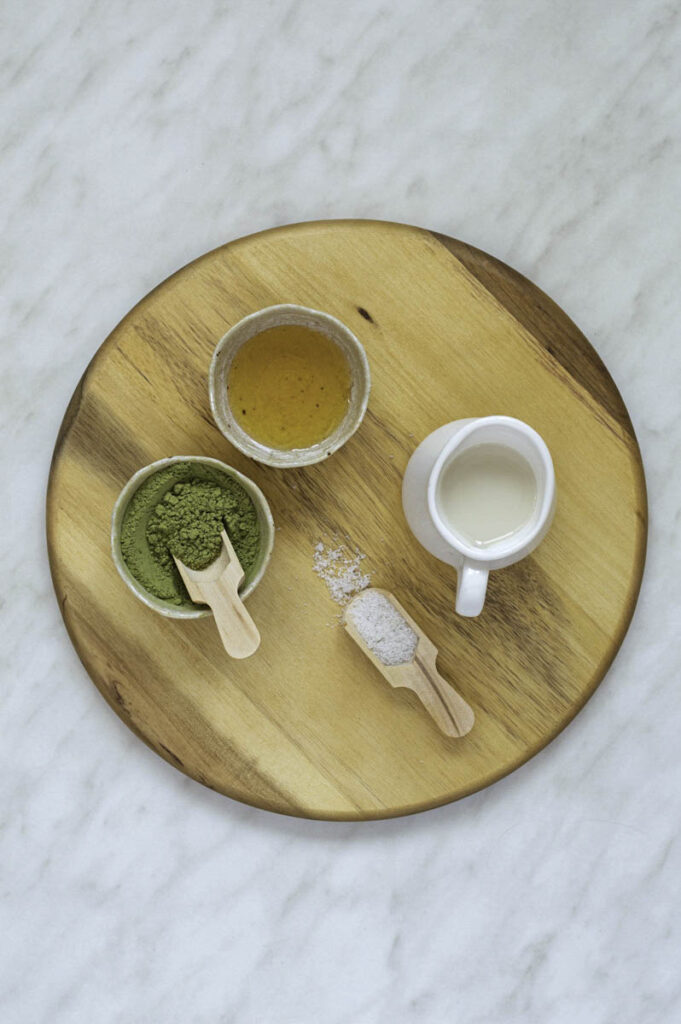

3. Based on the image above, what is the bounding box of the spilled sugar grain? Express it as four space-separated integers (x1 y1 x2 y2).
313 541 371 605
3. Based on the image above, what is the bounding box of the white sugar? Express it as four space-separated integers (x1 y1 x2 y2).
347 590 418 666
313 541 371 605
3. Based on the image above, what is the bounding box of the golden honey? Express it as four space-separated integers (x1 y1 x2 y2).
227 325 352 449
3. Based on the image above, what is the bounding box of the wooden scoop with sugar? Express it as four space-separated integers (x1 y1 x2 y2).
344 588 474 738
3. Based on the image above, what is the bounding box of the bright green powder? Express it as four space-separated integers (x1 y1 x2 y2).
120 462 261 607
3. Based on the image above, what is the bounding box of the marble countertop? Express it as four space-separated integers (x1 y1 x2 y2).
2 2 680 1021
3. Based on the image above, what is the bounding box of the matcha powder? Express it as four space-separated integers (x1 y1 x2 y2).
120 462 261 607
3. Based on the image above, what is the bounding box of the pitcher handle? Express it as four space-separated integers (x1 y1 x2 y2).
455 562 488 617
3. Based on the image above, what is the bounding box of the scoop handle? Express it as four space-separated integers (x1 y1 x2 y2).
199 574 260 659
398 652 475 738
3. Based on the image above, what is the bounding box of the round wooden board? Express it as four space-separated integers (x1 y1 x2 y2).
47 220 647 820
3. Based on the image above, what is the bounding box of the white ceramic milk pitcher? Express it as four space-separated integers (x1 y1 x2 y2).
402 416 556 617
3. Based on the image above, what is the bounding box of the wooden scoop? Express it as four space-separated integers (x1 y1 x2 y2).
174 529 260 659
344 588 474 738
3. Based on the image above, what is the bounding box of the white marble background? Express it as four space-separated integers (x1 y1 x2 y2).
2 1 680 1021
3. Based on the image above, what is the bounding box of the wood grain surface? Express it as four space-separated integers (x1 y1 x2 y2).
46 220 647 820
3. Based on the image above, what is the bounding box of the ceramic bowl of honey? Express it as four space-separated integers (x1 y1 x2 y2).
209 304 371 468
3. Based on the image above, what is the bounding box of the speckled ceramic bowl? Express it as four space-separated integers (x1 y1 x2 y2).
209 304 371 468
111 455 275 619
